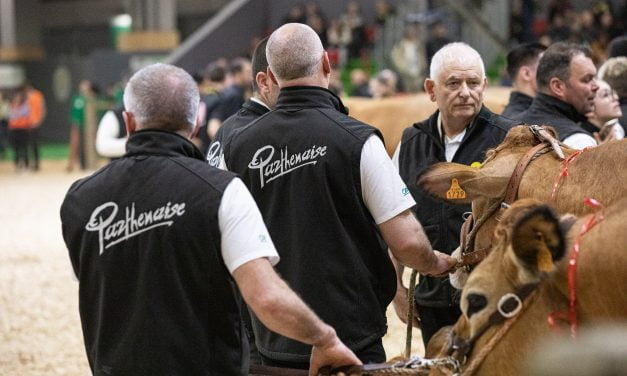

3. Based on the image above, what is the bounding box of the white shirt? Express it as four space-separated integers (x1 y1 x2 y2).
219 178 280 273
562 133 597 150
96 110 127 158
360 135 416 224
392 113 467 168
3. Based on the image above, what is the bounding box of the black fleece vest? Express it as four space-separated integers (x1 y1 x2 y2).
61 130 247 375
225 86 397 362
398 106 518 307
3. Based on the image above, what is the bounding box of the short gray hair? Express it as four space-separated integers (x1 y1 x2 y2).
123 63 199 132
429 42 485 81
266 23 324 81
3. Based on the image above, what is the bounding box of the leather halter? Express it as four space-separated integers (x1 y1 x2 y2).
445 283 539 371
458 142 553 269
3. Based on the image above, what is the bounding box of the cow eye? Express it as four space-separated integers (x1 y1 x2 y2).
466 293 487 318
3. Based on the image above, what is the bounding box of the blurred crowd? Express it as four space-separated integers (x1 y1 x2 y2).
1 0 626 172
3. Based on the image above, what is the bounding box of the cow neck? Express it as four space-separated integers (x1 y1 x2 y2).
446 282 540 375
460 143 550 270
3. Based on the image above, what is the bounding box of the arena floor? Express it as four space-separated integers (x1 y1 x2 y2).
0 159 424 375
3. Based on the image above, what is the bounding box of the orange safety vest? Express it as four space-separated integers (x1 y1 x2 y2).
8 101 31 130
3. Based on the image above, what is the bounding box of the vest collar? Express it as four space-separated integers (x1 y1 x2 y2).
276 86 349 115
533 92 588 124
125 129 206 161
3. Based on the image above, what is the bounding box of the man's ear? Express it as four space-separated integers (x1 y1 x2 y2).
267 68 279 86
189 122 200 139
123 111 137 136
519 66 531 82
256 71 268 94
424 79 437 102
322 51 331 76
549 77 567 99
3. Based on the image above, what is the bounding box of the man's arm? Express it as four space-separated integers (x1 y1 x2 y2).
219 178 360 374
232 259 361 375
379 209 455 275
359 135 455 275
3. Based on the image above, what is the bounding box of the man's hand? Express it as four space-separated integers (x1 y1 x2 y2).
423 251 457 277
392 285 421 328
309 328 361 376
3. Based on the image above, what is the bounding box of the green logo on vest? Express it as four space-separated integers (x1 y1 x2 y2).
401 187 410 196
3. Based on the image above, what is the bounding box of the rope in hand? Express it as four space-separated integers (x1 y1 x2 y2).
547 197 605 339
405 269 418 359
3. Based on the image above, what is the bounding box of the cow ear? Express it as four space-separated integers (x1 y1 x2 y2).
511 205 566 274
418 162 505 204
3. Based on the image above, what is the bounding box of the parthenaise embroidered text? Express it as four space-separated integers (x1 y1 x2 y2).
248 144 327 188
85 201 186 255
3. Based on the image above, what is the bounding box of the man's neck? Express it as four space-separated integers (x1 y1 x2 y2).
279 74 329 89
440 113 472 137
512 81 535 98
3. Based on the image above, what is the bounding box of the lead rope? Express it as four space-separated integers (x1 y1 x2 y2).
405 269 418 359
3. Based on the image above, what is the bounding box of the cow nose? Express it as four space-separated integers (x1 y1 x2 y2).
466 293 487 318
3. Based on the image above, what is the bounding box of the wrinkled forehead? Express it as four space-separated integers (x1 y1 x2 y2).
436 61 484 82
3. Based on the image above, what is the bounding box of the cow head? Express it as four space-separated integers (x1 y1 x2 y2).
460 199 569 338
418 125 562 287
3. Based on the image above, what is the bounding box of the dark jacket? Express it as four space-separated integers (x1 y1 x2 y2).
501 91 533 118
61 130 247 376
225 86 396 362
514 92 591 140
397 106 519 307
207 98 270 167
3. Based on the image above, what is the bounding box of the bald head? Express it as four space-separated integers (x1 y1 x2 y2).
266 23 324 82
429 42 485 81
123 63 199 133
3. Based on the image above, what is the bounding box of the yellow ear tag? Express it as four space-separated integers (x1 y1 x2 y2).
470 162 482 168
537 246 555 273
446 178 466 200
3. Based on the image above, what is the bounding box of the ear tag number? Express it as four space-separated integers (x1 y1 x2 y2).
446 178 466 200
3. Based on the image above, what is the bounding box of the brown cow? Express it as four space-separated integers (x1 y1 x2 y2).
428 198 627 375
419 125 627 286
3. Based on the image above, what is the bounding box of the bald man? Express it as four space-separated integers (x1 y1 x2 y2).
224 23 456 369
392 42 520 346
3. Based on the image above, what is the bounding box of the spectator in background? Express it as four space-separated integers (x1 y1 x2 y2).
8 86 32 172
391 24 427 93
282 3 306 24
374 0 395 27
342 1 366 58
349 68 371 97
514 43 599 149
426 22 451 67
95 104 126 160
67 80 97 172
0 91 9 159
207 58 252 140
328 64 344 97
369 69 398 99
327 18 352 66
607 35 627 58
502 42 547 118
25 82 46 171
547 12 571 42
196 63 226 155
599 56 627 133
583 79 624 141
